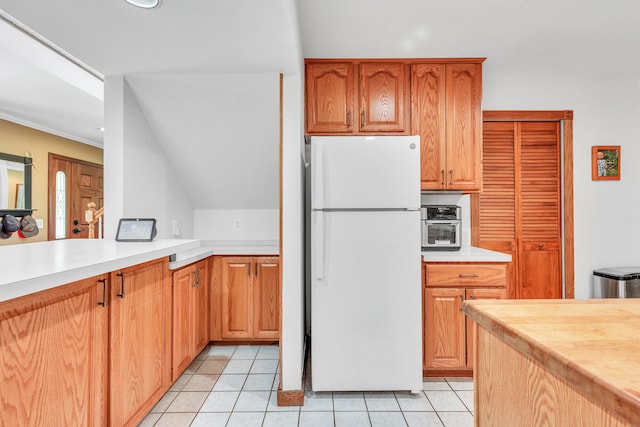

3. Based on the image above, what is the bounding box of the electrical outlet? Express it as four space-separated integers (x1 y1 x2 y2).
233 218 241 231
172 219 180 237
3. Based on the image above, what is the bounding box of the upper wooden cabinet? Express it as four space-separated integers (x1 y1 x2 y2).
359 62 409 133
305 62 355 133
305 58 484 192
305 60 409 135
411 61 483 191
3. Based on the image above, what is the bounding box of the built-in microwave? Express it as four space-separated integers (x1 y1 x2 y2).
421 205 462 251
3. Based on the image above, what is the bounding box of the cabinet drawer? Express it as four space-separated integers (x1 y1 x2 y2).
425 264 507 287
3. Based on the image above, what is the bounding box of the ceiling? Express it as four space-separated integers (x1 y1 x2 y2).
1 0 639 208
2 0 640 148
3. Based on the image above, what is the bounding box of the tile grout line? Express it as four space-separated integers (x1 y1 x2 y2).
146 345 476 427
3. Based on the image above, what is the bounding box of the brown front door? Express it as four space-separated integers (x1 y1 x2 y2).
48 154 104 240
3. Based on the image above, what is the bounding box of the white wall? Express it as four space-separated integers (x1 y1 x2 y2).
194 209 278 241
104 76 195 239
124 73 280 211
280 70 305 392
483 72 640 299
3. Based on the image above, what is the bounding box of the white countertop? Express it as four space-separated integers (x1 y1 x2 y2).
422 245 511 262
169 240 280 270
0 238 200 303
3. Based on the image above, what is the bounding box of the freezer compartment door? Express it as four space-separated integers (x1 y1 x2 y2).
311 209 422 391
311 136 420 210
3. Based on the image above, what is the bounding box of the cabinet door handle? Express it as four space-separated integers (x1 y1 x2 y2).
247 263 251 277
538 243 545 249
347 111 353 127
254 262 258 277
116 273 125 299
470 295 476 300
449 170 454 186
440 170 445 186
192 270 197 287
459 274 480 278
98 278 107 307
361 110 365 127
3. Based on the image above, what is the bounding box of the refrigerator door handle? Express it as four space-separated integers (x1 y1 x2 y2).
312 211 325 281
313 141 324 209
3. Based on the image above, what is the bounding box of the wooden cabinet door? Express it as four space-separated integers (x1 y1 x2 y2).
445 63 482 191
172 265 193 380
521 245 562 299
110 260 170 427
306 62 355 134
411 63 447 190
473 121 518 297
0 276 108 427
221 257 252 339
360 62 409 133
253 258 280 339
424 288 466 369
412 62 482 191
519 121 562 299
193 260 210 353
465 287 506 368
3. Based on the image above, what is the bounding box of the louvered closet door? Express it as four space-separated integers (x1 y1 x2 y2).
477 122 518 296
519 122 562 299
477 121 562 299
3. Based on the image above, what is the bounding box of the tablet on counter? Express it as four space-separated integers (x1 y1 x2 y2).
115 218 157 242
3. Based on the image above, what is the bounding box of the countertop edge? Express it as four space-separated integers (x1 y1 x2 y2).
422 246 512 263
169 242 280 270
462 299 640 425
0 239 200 302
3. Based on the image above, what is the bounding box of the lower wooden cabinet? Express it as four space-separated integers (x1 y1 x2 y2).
211 256 280 341
172 259 209 380
423 262 507 375
0 253 279 425
110 259 172 427
0 275 109 427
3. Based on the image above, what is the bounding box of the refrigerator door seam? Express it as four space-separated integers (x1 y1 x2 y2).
312 208 419 212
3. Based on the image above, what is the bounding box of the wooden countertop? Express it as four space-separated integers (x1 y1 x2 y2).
462 299 640 425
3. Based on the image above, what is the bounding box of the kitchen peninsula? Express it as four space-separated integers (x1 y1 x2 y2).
0 238 199 426
463 298 640 426
0 238 280 426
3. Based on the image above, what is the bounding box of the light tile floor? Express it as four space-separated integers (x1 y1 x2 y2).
139 344 474 427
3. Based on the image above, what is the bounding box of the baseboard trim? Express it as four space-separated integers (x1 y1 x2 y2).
277 388 305 406
276 335 308 406
423 368 473 377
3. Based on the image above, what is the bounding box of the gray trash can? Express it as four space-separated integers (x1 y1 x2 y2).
592 267 640 298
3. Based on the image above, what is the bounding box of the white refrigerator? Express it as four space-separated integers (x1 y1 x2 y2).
310 135 422 393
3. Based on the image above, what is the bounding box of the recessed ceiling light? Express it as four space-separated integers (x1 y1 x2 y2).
124 0 160 9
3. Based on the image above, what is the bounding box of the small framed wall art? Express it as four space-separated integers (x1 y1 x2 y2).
592 145 620 180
